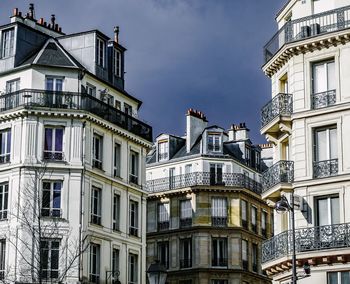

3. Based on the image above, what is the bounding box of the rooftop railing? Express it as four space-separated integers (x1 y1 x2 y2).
261 93 293 128
262 222 350 264
0 89 152 142
146 172 262 195
262 160 294 192
264 5 350 63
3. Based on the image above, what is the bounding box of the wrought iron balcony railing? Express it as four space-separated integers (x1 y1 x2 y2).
146 172 262 195
0 154 10 164
180 258 192 268
262 160 294 192
44 151 64 161
0 89 152 142
262 222 350 264
264 5 350 63
261 93 293 128
313 159 338 178
312 89 336 109
211 216 227 227
212 257 228 267
158 221 170 231
180 218 192 228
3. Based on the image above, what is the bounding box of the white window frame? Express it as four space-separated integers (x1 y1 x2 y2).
129 150 139 184
314 126 337 162
158 140 169 161
41 239 60 280
44 127 64 161
180 199 192 220
207 133 221 152
211 197 227 218
113 143 121 177
112 193 120 231
114 49 122 77
1 28 15 58
0 184 8 220
92 134 103 169
0 129 11 163
89 243 100 282
129 200 139 236
41 181 62 217
128 253 138 284
312 59 335 94
91 186 102 225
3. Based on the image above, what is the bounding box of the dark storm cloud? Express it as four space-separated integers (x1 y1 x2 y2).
0 0 284 143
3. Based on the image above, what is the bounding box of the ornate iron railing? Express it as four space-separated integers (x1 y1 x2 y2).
264 5 350 63
262 160 294 192
146 172 262 194
261 93 293 128
313 159 338 178
158 221 170 231
180 218 192 228
312 89 336 109
211 216 227 227
0 89 152 142
212 258 228 267
262 222 350 264
43 151 64 161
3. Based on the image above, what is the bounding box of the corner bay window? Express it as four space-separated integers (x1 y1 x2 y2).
92 134 103 170
129 150 139 184
241 200 248 229
211 197 227 227
40 239 60 280
0 129 11 164
212 238 227 267
242 239 248 270
1 28 15 58
41 181 62 217
158 202 170 230
90 243 100 283
44 127 63 161
129 200 138 236
207 133 221 152
91 186 102 225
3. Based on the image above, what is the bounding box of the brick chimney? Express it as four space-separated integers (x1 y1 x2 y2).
231 123 249 141
186 109 208 153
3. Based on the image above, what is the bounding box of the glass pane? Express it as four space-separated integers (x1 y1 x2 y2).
45 129 53 151
46 78 54 91
330 128 337 159
317 198 329 226
327 61 336 90
331 197 340 224
341 272 350 283
313 63 326 93
55 79 63 91
0 133 4 155
6 131 11 154
42 191 50 209
316 130 327 161
55 129 63 152
328 272 338 284
53 191 61 209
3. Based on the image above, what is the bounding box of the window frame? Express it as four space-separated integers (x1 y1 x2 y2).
112 193 120 231
40 239 60 280
129 200 139 236
89 243 100 283
96 37 105 67
114 48 122 77
0 240 5 280
207 133 221 152
211 237 228 267
43 127 64 161
1 28 15 58
113 143 121 177
128 253 138 284
0 183 8 220
0 129 11 164
92 133 103 170
41 181 62 218
129 150 139 184
91 186 102 225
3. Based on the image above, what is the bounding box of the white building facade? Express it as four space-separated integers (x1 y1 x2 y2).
261 1 350 284
0 4 152 284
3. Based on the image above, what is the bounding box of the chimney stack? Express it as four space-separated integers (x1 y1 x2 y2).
28 3 35 19
13 8 19 17
114 26 120 44
233 122 249 141
51 14 56 29
38 18 44 25
186 108 208 153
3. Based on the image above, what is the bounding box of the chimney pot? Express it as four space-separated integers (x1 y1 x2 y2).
58 27 62 33
114 26 120 43
44 21 47 27
38 18 44 25
18 11 22 17
29 3 35 19
55 24 59 31
51 14 56 28
13 8 19 16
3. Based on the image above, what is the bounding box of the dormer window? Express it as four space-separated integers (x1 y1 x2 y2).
97 38 105 67
114 49 122 77
1 28 15 58
158 140 169 161
208 133 221 152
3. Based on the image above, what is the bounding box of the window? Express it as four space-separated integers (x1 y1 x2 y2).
210 164 223 185
158 140 169 161
313 126 338 178
0 129 11 163
212 238 227 267
207 133 221 152
129 200 138 236
41 181 62 217
211 197 227 227
113 194 120 231
185 164 192 175
180 238 192 268
241 200 248 229
316 195 339 226
44 127 64 161
312 60 336 109
128 253 138 284
97 38 105 67
106 94 114 106
6 79 20 94
115 100 121 110
113 143 121 177
129 151 139 184
86 83 96 97
91 186 102 225
279 73 288 93
0 240 5 280
158 241 169 269
252 243 258 273
180 200 192 227
0 183 8 220
1 28 14 58
242 240 248 270
114 49 122 77
124 103 132 116
40 239 59 280
245 146 251 166
90 243 100 283
112 248 119 278
261 211 267 237
211 281 228 284
251 206 257 233
169 167 175 189
328 271 350 284
158 202 170 230
92 134 103 169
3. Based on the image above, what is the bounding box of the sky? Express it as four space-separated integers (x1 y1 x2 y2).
0 0 284 143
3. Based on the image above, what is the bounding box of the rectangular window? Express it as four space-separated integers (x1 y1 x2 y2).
0 129 11 164
158 202 170 230
252 243 258 272
129 200 138 236
112 248 119 278
1 28 15 58
6 79 20 94
180 200 192 227
241 200 248 229
40 239 59 280
242 240 248 270
97 38 105 67
158 241 169 269
261 211 267 237
210 163 223 185
114 49 122 77
115 100 121 110
0 183 8 220
92 134 103 170
328 271 350 284
158 140 169 161
114 143 121 177
91 186 102 225
90 243 100 283
0 240 5 280
180 238 192 268
128 253 138 284
316 195 339 226
124 103 133 116
129 151 139 184
313 126 338 178
245 146 251 166
44 127 64 161
185 164 192 175
207 133 221 152
212 238 227 267
251 206 257 233
113 193 120 231
211 197 227 227
41 181 62 217
86 83 96 97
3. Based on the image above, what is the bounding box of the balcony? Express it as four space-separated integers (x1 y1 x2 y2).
262 223 350 272
264 5 350 64
180 258 192 268
43 151 64 161
313 159 338 178
180 218 192 228
158 221 170 231
312 89 336 109
146 172 262 195
262 160 294 199
211 216 227 227
0 154 10 164
0 89 152 142
212 258 228 267
261 93 293 136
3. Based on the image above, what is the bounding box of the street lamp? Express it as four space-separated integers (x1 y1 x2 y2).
147 260 167 284
275 194 297 284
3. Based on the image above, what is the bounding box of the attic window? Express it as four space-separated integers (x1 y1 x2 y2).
97 37 105 67
1 28 15 58
114 49 122 77
158 140 169 161
207 133 221 152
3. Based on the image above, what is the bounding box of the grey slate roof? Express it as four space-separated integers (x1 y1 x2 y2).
37 42 75 67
